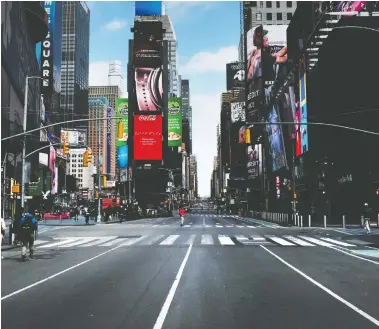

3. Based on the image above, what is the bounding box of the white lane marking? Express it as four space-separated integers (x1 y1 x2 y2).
218 235 235 246
160 235 180 245
320 237 356 247
251 236 266 241
201 235 214 245
202 217 205 226
142 235 165 246
153 242 193 329
34 240 49 246
1 241 132 301
329 228 353 235
328 246 379 265
284 236 315 247
38 238 78 248
58 237 98 248
216 225 223 228
83 237 119 247
261 245 379 327
204 225 212 228
298 236 335 247
268 236 296 246
236 225 245 228
121 235 147 246
38 226 65 234
226 225 234 228
183 225 191 228
99 238 130 247
184 235 196 245
247 225 256 228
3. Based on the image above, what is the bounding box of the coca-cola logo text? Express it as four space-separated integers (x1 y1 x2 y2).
139 115 156 121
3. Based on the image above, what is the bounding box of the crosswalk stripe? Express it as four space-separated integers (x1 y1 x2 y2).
58 237 99 248
236 225 245 228
142 234 165 245
121 236 148 246
298 236 334 247
268 236 296 246
246 226 255 228
39 238 78 248
184 235 196 245
218 235 235 245
320 238 356 247
251 235 266 241
160 235 180 245
100 238 130 247
226 225 233 228
284 236 315 246
183 225 191 227
34 240 48 246
201 235 214 245
216 225 223 228
82 237 119 247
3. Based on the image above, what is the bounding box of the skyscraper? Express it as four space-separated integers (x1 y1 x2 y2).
108 60 124 93
60 1 90 129
88 86 121 116
181 79 192 154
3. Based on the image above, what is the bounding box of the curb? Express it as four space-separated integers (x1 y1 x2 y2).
104 217 175 224
241 217 281 227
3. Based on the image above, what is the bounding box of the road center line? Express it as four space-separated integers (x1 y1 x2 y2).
1 242 128 301
153 242 193 329
260 245 379 327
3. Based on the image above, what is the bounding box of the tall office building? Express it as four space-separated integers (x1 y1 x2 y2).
88 98 108 176
108 61 124 94
88 85 121 113
181 79 192 153
189 155 198 197
60 1 90 129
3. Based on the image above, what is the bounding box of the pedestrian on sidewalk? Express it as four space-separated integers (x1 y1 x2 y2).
1 216 6 260
363 203 372 234
20 212 38 261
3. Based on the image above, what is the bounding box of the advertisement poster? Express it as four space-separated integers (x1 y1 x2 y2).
134 114 162 161
106 107 114 173
49 145 57 194
168 97 182 147
60 129 87 148
117 145 128 169
267 105 287 172
299 55 308 155
135 1 162 16
226 62 245 90
116 98 129 147
134 21 163 112
231 102 246 123
247 144 261 179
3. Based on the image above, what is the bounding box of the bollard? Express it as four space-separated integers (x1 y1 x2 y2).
342 215 346 229
60 215 62 224
295 215 298 226
300 215 303 227
377 213 379 227
324 215 327 228
361 216 364 228
308 215 311 228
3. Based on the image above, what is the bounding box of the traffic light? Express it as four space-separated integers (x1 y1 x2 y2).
87 151 92 163
103 175 107 187
83 151 89 167
63 143 69 155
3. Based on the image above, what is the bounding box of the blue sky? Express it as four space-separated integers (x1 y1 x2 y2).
88 1 240 196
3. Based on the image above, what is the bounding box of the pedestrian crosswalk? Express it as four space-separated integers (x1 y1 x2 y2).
34 234 358 249
124 223 258 228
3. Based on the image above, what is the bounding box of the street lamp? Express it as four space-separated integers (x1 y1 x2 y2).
21 76 43 210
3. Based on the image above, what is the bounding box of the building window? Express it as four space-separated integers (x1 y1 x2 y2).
251 1 257 7
256 12 262 21
286 1 292 7
287 12 293 20
260 1 264 8
267 13 272 20
266 1 272 8
276 1 280 8
277 12 282 20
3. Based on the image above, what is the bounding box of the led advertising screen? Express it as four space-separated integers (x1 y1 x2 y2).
246 25 264 123
226 62 245 90
247 144 262 179
134 21 163 112
107 107 114 173
135 1 162 16
116 98 129 147
168 97 182 147
277 86 297 141
267 105 287 172
49 145 57 194
60 129 87 148
231 102 246 123
298 55 308 156
134 114 163 161
117 145 129 169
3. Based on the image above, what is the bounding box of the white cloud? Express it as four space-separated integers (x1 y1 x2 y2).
103 19 128 31
191 93 221 197
164 1 213 20
181 46 238 75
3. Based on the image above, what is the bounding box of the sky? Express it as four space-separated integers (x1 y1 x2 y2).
88 1 240 197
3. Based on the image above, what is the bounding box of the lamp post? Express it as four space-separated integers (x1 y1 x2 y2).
21 76 43 210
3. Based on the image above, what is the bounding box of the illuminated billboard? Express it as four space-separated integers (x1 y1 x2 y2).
134 114 162 161
134 21 163 112
135 1 162 16
116 98 129 147
298 55 308 156
60 129 87 148
168 97 182 147
226 62 245 90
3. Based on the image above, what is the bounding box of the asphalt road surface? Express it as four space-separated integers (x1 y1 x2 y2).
2 210 379 329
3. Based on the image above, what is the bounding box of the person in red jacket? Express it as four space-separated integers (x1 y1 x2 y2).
179 203 186 226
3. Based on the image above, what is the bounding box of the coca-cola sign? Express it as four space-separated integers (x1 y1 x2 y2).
139 115 157 121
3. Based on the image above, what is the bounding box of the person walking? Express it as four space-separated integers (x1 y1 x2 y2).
1 216 6 260
179 202 186 226
363 203 372 234
20 212 38 261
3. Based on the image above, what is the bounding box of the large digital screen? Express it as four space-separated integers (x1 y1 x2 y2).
277 86 296 141
116 98 129 147
267 105 287 172
135 1 162 16
117 145 128 169
298 55 308 156
247 144 262 179
168 98 182 147
134 21 163 112
49 145 57 194
106 107 114 173
60 129 87 148
226 62 245 90
134 114 162 161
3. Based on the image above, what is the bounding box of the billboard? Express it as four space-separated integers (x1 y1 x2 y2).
49 145 57 194
168 97 182 147
116 98 129 147
247 144 262 179
226 62 245 90
267 105 287 172
231 102 246 123
107 107 114 173
135 1 162 16
60 129 87 148
134 114 162 161
298 55 308 156
117 145 128 169
134 21 163 112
